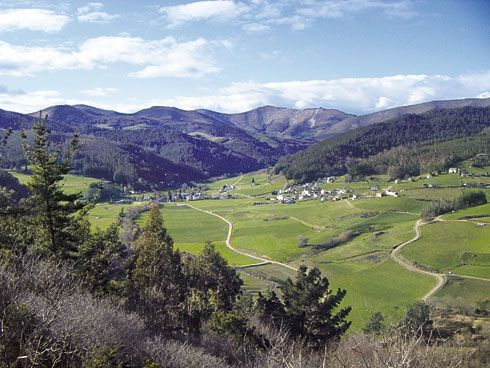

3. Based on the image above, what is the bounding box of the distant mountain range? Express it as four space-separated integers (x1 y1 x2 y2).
1 97 489 188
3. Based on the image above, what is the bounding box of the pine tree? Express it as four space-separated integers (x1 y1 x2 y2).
255 265 351 347
21 112 88 258
127 204 187 332
363 311 385 334
183 241 243 334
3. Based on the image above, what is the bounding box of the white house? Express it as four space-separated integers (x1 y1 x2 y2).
448 168 458 174
385 190 398 197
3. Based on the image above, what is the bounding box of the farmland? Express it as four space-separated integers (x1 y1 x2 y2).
160 169 489 328
11 171 99 195
10 168 489 330
401 219 490 279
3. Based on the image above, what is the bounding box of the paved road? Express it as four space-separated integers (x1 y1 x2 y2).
185 204 298 272
187 203 488 298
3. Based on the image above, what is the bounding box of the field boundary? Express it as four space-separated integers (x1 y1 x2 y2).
184 204 298 272
391 218 446 301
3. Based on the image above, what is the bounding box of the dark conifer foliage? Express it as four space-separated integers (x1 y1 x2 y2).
276 107 490 182
21 113 89 258
256 265 351 348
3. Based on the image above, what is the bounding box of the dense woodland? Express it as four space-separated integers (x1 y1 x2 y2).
275 107 490 182
349 131 490 179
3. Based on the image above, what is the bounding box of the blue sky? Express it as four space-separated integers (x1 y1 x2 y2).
0 0 489 114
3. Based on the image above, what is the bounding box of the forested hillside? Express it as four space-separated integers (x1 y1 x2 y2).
1 99 489 189
351 130 490 179
275 107 490 182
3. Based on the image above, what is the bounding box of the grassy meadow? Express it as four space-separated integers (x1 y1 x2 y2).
12 167 489 330
401 221 490 278
11 171 100 195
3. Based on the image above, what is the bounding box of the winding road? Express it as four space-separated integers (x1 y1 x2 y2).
390 216 490 301
185 204 298 271
186 201 488 301
390 218 446 301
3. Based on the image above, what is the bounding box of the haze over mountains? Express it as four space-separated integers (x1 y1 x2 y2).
1 97 489 188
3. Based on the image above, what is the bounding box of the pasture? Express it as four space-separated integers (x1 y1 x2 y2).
10 171 100 195
14 168 489 330
401 221 490 278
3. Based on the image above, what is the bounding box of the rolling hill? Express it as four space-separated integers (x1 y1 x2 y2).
0 97 489 188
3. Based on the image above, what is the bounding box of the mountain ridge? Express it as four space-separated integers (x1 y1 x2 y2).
1 97 489 188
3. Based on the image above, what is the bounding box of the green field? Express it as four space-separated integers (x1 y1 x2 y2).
206 171 288 197
149 169 490 329
137 204 259 266
432 276 490 310
11 171 100 195
401 221 490 278
11 168 490 330
442 203 490 223
315 258 435 328
88 201 148 230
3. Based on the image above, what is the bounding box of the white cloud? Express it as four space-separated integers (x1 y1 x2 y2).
159 0 415 31
151 72 490 113
77 2 119 23
0 36 225 78
2 71 489 115
375 96 395 109
242 22 270 33
297 0 416 19
0 88 141 114
0 8 69 32
160 0 248 27
79 87 118 97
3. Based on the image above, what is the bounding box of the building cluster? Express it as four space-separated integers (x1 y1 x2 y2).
273 179 358 204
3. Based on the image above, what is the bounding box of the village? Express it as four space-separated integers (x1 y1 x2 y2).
108 166 489 206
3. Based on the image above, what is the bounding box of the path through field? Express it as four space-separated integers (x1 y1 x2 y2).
390 219 446 301
185 204 298 271
289 216 326 231
391 215 490 301
186 202 488 300
232 175 243 186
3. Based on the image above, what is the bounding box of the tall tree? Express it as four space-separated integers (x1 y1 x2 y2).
21 113 88 258
127 204 187 332
76 222 126 296
184 241 243 334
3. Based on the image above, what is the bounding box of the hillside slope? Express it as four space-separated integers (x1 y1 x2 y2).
275 106 490 182
1 97 488 188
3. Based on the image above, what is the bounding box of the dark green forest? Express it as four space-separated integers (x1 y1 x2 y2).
275 107 490 182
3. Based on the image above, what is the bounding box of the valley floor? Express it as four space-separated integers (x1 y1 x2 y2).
13 168 490 330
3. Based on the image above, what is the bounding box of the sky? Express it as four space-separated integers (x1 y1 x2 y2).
0 0 489 114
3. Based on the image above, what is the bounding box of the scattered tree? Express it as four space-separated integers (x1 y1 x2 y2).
255 265 351 348
363 311 385 334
